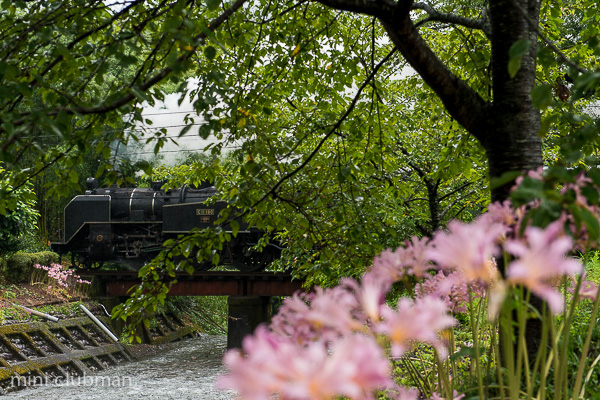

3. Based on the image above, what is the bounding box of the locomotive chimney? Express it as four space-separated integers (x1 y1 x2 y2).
86 177 99 192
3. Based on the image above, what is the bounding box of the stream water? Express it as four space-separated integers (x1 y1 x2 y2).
5 335 235 400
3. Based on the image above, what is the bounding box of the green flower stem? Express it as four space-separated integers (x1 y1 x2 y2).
492 320 506 400
468 290 484 400
449 328 457 390
533 306 549 400
514 288 527 399
556 277 582 400
571 283 600 399
500 298 517 400
436 351 452 400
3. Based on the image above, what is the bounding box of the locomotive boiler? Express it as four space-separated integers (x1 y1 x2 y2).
50 178 279 272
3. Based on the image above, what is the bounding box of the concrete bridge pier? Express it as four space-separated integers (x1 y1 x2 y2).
227 296 272 349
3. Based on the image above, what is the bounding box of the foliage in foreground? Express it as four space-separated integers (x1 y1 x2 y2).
216 170 600 399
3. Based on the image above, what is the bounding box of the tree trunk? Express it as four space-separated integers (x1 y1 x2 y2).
425 178 441 235
481 0 545 360
483 0 543 202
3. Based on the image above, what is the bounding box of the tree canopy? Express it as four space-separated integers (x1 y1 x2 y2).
1 0 600 286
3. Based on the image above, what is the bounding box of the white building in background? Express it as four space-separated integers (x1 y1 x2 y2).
117 83 237 167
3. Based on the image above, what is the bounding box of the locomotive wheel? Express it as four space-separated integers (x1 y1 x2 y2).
88 262 104 270
71 253 96 270
232 246 275 272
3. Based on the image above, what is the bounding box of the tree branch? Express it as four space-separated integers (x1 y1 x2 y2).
412 2 491 37
247 49 398 212
438 181 474 202
313 0 399 21
380 13 488 141
440 189 477 221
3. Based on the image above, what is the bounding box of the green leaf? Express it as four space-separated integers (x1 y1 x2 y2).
588 169 600 188
581 184 600 206
574 72 600 91
130 87 151 102
102 146 112 159
491 171 522 191
198 124 211 139
179 124 193 137
577 207 600 242
509 39 531 59
230 219 240 237
199 26 231 56
206 0 220 11
508 58 522 78
184 262 195 275
531 84 553 110
204 46 217 60
508 39 530 78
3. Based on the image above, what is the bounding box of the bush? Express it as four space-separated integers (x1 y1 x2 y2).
2 251 58 284
0 166 40 255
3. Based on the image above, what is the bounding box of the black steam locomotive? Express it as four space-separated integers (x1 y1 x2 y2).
50 178 280 272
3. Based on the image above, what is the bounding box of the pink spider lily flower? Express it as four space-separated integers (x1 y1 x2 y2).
376 296 456 359
487 279 509 320
342 275 390 322
218 327 392 400
571 279 599 301
328 334 394 399
369 248 407 284
505 220 583 314
427 219 504 284
513 166 544 189
481 200 525 232
386 386 419 400
567 273 599 301
430 390 465 400
415 271 486 315
270 286 362 343
369 236 434 283
401 235 434 278
218 327 295 399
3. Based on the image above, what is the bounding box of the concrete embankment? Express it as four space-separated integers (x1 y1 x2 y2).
0 312 199 395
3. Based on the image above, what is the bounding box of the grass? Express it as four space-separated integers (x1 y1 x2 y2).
0 300 100 324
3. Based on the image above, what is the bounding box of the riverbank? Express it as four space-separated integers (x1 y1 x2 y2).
0 276 98 326
0 310 201 394
0 279 203 395
4 335 232 400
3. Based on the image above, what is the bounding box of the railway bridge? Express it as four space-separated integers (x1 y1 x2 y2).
81 270 305 348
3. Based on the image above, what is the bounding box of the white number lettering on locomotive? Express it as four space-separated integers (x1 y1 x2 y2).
196 209 215 216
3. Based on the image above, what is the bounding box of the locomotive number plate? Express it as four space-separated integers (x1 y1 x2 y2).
200 216 211 223
196 209 215 216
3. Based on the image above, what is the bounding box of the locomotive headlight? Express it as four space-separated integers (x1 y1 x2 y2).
96 234 104 242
